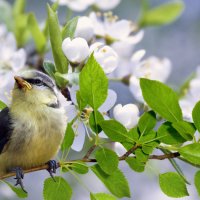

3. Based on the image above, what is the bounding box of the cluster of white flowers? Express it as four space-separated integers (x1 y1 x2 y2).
51 0 121 12
179 66 200 121
0 1 174 152
0 24 26 103
60 8 174 151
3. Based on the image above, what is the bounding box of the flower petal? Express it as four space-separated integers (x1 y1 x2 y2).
71 120 85 151
99 89 117 112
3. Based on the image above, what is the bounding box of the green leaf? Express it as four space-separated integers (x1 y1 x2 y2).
90 193 117 200
47 4 68 73
0 100 7 110
138 111 156 136
3 181 28 198
139 130 157 144
79 55 108 110
28 13 46 54
69 162 88 174
179 143 200 165
91 164 130 198
43 176 72 200
12 0 29 46
89 111 104 134
140 78 183 122
135 148 148 162
126 157 145 172
159 172 189 197
54 72 68 88
194 171 200 196
0 0 13 30
13 0 26 16
43 61 56 79
76 91 87 111
95 148 119 175
139 0 184 27
157 122 186 144
61 123 75 151
142 145 154 154
129 127 139 141
99 120 134 142
192 101 200 133
14 13 30 46
62 16 79 39
172 121 196 141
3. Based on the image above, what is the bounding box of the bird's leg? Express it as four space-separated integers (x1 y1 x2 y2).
46 160 58 181
12 167 27 193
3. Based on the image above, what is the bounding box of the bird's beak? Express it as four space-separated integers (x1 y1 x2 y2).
14 76 32 90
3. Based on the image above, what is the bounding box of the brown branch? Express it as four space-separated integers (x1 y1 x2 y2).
149 152 180 160
82 144 97 161
0 152 180 180
119 144 139 160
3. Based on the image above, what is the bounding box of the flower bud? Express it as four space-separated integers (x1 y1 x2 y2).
90 42 118 74
62 37 90 64
113 104 139 129
75 17 94 42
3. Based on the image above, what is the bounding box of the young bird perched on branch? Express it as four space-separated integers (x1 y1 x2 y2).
0 70 67 191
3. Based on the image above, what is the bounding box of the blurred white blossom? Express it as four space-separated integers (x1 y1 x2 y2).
179 66 200 121
111 33 144 78
90 42 119 74
113 103 139 129
129 56 172 102
0 24 26 103
75 16 94 42
94 0 121 10
51 0 120 11
62 37 90 64
89 12 136 42
51 0 94 11
65 86 117 151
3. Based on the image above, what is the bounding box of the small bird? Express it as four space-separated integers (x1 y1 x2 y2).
0 70 67 191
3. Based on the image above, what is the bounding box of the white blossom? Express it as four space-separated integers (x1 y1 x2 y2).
94 0 121 10
111 32 144 78
89 12 136 41
62 37 90 64
90 42 119 74
179 66 200 121
132 56 172 82
113 104 139 129
129 56 172 103
65 87 117 151
75 16 94 42
51 0 94 11
51 0 120 11
0 24 26 103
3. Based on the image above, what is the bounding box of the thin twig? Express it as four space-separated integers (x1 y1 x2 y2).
82 144 97 160
149 152 180 160
0 152 180 180
119 145 139 160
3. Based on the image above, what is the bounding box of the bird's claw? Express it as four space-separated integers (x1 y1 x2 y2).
12 167 27 193
46 160 58 182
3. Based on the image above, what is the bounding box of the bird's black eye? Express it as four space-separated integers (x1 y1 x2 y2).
34 79 42 85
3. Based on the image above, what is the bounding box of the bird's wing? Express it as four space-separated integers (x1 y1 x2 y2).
0 107 12 154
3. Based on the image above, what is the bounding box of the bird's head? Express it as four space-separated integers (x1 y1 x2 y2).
12 70 59 108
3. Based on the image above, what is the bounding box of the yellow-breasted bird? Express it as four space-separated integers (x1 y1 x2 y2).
0 70 67 191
